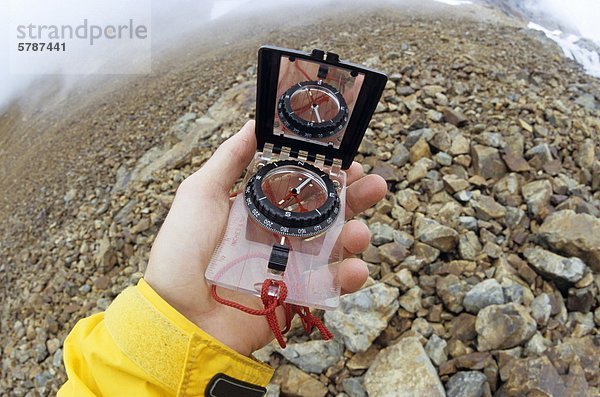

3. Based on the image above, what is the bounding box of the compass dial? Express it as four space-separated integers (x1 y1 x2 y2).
244 160 340 237
278 81 349 139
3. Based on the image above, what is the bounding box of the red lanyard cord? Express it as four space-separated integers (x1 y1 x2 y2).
210 279 333 348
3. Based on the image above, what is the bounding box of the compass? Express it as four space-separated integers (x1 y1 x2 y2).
244 160 341 237
277 80 349 139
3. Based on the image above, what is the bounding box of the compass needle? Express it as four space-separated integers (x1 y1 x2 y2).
245 161 340 237
278 81 348 139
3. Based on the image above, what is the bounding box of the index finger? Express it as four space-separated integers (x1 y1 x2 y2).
346 161 364 185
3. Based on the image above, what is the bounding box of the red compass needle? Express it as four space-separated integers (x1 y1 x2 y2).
294 196 309 212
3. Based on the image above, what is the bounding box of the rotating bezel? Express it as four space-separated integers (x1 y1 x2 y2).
277 80 349 139
244 160 341 237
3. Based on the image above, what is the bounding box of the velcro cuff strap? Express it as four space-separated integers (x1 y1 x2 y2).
104 279 273 396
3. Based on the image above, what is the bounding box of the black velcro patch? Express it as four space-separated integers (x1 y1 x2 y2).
205 373 266 397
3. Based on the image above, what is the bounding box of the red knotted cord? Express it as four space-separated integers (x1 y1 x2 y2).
210 279 333 348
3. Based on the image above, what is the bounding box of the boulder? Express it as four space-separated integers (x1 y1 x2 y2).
524 246 586 285
463 279 505 313
277 340 343 373
475 303 536 351
521 179 553 217
500 356 561 395
425 334 448 366
471 145 507 180
537 210 600 272
324 283 399 352
364 337 445 397
414 216 459 252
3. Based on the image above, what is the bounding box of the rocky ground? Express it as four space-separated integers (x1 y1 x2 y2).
1 2 599 397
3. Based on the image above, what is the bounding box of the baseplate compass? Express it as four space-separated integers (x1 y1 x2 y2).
206 46 387 309
245 160 340 237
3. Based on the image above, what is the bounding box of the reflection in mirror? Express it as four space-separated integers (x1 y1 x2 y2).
274 55 365 149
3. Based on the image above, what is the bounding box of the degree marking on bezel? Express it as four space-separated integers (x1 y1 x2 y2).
244 159 340 237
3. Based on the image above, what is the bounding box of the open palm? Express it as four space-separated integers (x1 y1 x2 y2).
144 120 387 356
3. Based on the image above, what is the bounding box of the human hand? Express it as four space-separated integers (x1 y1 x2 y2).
144 120 387 356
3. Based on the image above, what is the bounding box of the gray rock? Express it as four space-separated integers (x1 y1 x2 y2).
525 332 552 356
425 334 448 366
523 247 586 285
399 286 423 313
407 158 435 184
324 283 399 352
395 268 416 291
479 132 504 148
63 188 77 203
450 135 470 155
406 129 434 148
574 94 598 111
445 371 487 397
394 231 415 250
390 144 410 167
576 138 596 169
568 312 595 337
277 340 343 373
427 109 444 122
476 303 536 351
471 145 507 180
369 222 395 246
459 231 482 260
463 279 505 314
342 377 367 397
443 174 470 193
501 280 528 305
397 86 415 96
34 370 53 388
472 195 506 221
34 343 48 363
505 206 526 228
531 293 552 326
437 274 469 313
434 152 453 166
522 179 553 217
364 337 445 397
414 216 458 252
493 173 522 207
422 85 446 97
458 216 478 231
537 210 600 272
525 143 553 163
396 189 420 211
52 348 63 368
412 318 433 337
454 190 473 203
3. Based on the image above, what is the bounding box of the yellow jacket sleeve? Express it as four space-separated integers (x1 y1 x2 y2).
58 279 274 397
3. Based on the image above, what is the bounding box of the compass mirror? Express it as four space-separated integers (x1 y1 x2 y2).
273 55 365 150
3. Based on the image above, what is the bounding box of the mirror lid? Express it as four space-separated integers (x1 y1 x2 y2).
255 45 388 170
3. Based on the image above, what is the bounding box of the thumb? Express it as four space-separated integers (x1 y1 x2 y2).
187 120 257 193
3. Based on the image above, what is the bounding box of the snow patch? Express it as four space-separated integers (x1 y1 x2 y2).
528 21 600 77
433 0 472 5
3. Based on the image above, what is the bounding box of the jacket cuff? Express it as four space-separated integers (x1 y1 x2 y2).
104 278 274 396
